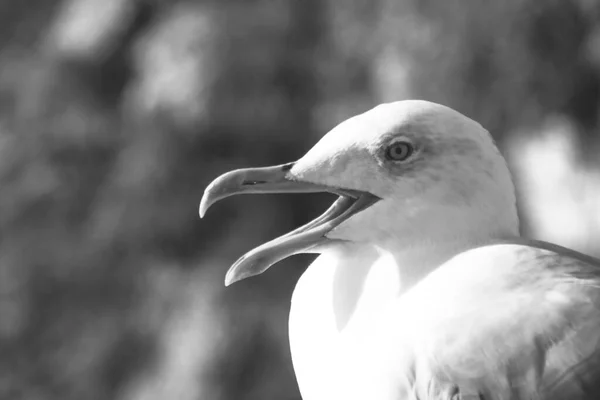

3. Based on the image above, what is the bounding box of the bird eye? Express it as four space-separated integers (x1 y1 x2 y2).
385 140 414 162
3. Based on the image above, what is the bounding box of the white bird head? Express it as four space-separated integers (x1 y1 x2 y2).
200 100 519 285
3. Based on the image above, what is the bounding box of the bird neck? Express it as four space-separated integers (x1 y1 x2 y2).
381 238 484 294
377 200 520 293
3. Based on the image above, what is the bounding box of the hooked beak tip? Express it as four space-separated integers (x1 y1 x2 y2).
224 269 235 286
224 261 248 286
224 275 236 287
199 175 230 218
199 165 291 220
198 196 209 218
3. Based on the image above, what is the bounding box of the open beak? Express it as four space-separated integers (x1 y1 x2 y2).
199 163 380 286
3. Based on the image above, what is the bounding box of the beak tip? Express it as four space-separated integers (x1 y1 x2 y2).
198 201 207 219
198 191 213 218
224 268 242 287
224 256 257 286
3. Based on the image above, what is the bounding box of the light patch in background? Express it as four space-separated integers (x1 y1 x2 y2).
129 5 216 126
123 264 226 400
509 116 600 256
373 9 435 103
48 0 134 59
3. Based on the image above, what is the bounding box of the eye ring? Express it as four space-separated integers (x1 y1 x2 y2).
385 140 414 162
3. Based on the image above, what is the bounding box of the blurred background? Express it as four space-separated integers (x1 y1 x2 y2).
1 0 600 399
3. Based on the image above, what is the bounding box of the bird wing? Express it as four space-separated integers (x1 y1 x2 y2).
393 240 600 400
521 240 600 400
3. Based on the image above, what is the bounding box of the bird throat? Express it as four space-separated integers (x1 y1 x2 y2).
289 226 512 400
288 241 461 399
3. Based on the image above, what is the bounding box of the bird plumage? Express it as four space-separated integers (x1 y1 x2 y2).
290 240 600 399
200 100 600 399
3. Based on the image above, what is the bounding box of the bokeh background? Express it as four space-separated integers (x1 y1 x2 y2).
2 0 600 399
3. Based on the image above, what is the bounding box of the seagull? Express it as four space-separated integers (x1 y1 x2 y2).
199 100 600 399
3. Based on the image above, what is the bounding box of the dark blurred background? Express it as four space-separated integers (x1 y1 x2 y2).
1 0 600 399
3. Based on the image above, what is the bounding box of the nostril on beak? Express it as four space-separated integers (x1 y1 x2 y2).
242 180 267 186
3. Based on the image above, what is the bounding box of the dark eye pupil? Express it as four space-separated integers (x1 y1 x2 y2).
386 142 413 161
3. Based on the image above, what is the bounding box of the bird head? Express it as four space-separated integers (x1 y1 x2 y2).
200 100 519 285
